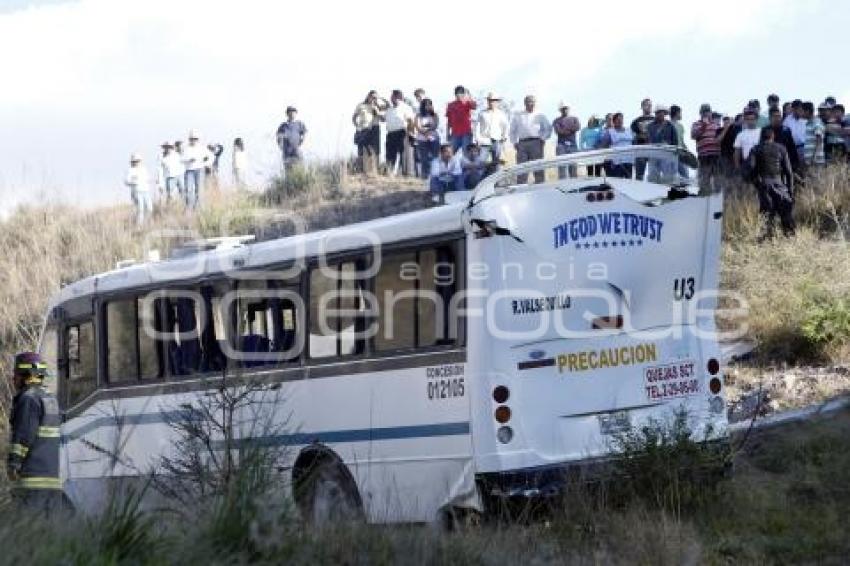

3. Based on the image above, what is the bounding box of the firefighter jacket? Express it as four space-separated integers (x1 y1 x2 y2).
7 385 61 490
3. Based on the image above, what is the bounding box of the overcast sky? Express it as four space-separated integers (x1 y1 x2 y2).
1 0 847 210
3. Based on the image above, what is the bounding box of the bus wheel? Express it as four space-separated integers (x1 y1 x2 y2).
299 461 363 525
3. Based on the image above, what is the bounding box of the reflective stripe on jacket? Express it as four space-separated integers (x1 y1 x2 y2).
8 385 61 490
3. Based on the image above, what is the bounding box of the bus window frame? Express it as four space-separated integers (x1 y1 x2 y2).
232 276 304 369
59 316 99 411
306 254 373 363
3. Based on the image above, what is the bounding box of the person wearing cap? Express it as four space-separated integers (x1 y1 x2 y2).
384 90 415 177
510 94 552 184
476 93 509 169
691 103 723 186
446 86 477 153
460 143 489 189
646 105 679 182
182 131 212 208
7 352 64 514
553 101 581 179
277 106 308 170
429 143 463 201
157 142 185 202
802 101 825 169
749 126 795 239
125 153 153 224
630 98 654 180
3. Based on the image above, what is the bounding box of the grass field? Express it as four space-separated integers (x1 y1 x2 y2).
1 408 848 565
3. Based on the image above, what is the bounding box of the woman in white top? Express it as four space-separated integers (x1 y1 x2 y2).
601 112 635 178
415 98 440 179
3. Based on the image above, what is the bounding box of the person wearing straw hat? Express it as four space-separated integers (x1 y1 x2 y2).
476 92 509 169
181 129 212 208
552 100 581 179
157 141 184 203
125 152 153 224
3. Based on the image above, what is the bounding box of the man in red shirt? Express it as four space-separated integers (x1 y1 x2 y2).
446 85 477 153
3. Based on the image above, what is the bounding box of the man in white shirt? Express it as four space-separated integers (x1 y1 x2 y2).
476 92 510 169
158 142 185 203
182 130 212 208
125 153 153 224
510 94 552 184
782 100 807 161
429 144 463 201
733 110 762 178
384 90 415 176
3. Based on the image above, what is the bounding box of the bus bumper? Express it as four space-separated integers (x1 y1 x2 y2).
476 439 732 500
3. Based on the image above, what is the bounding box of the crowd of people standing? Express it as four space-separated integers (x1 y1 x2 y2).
121 87 849 239
350 86 850 236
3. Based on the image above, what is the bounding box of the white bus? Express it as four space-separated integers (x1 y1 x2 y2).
39 146 728 523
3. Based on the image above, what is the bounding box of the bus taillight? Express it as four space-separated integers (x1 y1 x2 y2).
707 358 720 375
709 377 722 395
494 406 512 424
493 386 510 404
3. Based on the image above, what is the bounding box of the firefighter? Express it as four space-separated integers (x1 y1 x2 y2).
7 351 64 513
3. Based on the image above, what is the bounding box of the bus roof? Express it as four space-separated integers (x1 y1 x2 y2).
47 200 467 310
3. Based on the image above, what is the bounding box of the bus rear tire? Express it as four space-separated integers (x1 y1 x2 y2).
297 460 364 525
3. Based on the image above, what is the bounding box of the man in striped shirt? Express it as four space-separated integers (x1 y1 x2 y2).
802 102 825 169
691 103 722 189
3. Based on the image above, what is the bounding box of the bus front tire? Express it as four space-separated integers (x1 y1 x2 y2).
297 460 364 525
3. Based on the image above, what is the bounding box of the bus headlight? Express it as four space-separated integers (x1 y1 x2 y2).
709 396 725 414
497 426 514 444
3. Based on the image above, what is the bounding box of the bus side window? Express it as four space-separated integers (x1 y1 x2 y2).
161 284 228 377
309 262 368 359
418 246 457 347
66 322 96 407
375 252 417 352
106 299 141 383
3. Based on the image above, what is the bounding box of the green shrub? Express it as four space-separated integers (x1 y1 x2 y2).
609 409 730 515
801 288 850 356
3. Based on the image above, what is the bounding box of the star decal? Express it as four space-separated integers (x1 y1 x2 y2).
576 243 582 250
637 240 644 246
620 240 627 247
611 241 618 247
602 241 609 248
628 240 635 247
593 242 600 248
584 243 592 249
